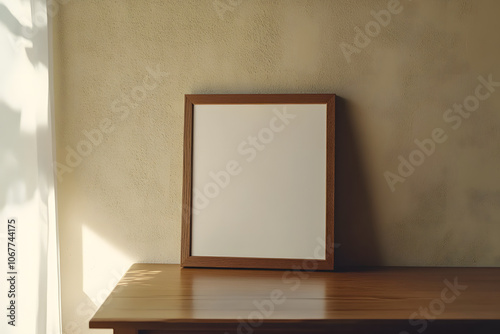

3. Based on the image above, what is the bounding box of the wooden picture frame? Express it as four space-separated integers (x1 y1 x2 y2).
181 94 335 270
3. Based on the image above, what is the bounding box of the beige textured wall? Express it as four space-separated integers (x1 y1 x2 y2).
52 0 500 333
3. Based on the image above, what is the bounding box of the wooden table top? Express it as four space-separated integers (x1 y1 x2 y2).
90 264 500 333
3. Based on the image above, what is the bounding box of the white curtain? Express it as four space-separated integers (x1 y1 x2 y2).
1 0 61 333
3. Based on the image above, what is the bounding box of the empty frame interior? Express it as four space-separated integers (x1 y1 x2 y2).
182 94 335 270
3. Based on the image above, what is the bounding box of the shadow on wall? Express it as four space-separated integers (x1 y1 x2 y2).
0 102 35 209
0 2 52 210
1 2 59 333
334 97 382 268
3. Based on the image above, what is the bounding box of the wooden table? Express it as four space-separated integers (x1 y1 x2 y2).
90 264 500 333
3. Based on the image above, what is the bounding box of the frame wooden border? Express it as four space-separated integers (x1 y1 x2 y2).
181 94 335 270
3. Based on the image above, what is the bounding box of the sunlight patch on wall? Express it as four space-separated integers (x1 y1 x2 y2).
82 224 134 308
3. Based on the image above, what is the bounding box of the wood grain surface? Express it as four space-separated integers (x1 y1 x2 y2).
90 264 500 333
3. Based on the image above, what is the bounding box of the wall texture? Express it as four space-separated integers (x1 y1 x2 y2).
52 0 500 333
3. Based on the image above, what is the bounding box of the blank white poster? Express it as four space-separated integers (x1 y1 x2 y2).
191 104 327 260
